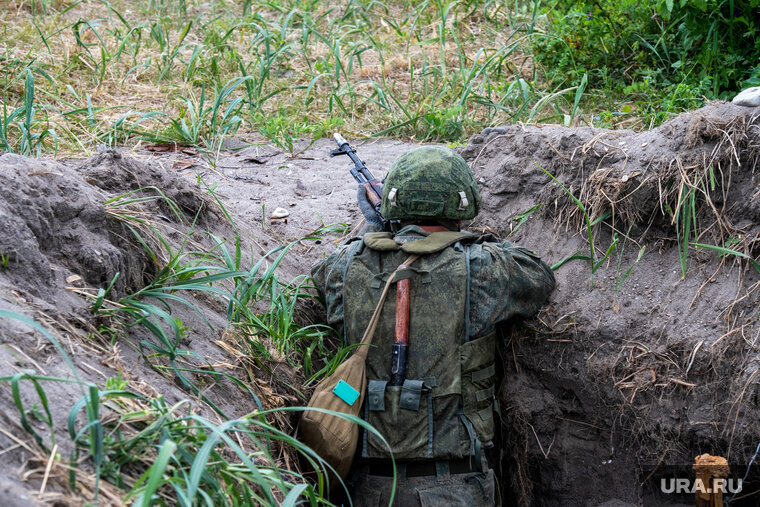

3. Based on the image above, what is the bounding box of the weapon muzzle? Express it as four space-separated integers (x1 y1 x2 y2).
333 132 348 147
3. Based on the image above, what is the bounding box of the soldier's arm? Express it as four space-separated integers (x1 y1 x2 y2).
468 240 556 337
310 238 362 333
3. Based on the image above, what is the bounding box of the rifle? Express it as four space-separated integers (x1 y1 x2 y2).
330 133 388 228
331 133 409 384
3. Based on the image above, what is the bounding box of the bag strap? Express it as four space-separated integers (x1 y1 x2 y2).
355 254 420 361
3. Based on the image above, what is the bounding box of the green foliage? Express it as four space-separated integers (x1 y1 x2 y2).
692 242 760 274
655 0 760 98
115 77 251 151
0 369 345 505
673 181 699 279
509 203 543 236
1 69 57 155
533 0 760 123
1 0 592 154
422 105 464 142
3 0 758 155
532 1 653 87
255 114 346 153
615 227 646 292
624 78 707 125
538 164 619 282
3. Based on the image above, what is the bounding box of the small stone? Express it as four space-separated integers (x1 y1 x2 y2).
271 207 290 218
641 142 648 147
732 86 760 107
482 127 507 136
621 174 629 182
66 274 82 284
478 177 485 184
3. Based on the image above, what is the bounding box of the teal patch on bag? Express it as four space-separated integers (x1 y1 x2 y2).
333 380 360 406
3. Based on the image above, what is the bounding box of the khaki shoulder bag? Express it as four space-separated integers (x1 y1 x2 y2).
299 254 419 480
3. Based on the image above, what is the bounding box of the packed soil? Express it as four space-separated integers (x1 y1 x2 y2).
0 101 758 505
460 102 760 506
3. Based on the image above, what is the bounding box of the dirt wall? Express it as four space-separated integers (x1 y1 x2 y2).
460 102 760 505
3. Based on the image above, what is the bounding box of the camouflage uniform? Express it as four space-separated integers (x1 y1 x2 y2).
310 147 555 506
311 225 555 346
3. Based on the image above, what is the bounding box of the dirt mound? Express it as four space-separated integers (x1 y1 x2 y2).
0 150 222 308
80 150 213 222
463 102 760 245
0 153 124 305
0 151 312 504
460 101 760 505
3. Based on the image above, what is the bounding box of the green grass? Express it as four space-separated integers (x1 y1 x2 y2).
615 227 646 292
0 304 392 505
692 242 760 275
6 0 737 155
1 369 352 505
93 186 347 416
530 0 759 126
1 68 57 155
537 164 618 281
0 0 616 156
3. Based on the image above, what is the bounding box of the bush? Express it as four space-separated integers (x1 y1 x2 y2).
532 0 660 90
533 0 760 110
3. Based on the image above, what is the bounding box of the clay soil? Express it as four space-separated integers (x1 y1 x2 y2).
1 101 759 505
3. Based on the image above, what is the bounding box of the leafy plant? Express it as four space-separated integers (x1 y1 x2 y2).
673 181 699 279
150 19 194 82
118 76 252 151
0 69 57 155
422 105 464 142
509 203 543 236
533 0 760 123
256 114 306 154
2 0 705 155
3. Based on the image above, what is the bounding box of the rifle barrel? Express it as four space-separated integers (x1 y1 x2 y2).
333 132 349 148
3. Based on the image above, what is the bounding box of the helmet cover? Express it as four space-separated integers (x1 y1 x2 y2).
381 146 481 221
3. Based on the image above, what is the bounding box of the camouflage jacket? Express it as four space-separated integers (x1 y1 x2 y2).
311 224 556 341
311 224 556 460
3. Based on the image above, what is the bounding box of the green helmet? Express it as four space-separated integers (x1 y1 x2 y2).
381 146 481 221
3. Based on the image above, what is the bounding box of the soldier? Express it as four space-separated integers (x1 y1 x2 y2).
311 146 555 505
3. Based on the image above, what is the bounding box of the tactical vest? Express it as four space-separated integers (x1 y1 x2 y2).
343 231 497 460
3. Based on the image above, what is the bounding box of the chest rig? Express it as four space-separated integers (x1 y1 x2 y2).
343 231 497 460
